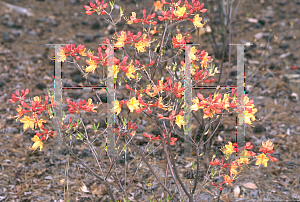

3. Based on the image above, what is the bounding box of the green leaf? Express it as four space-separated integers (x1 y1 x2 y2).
127 144 131 151
76 118 82 127
184 124 192 134
192 161 196 170
47 107 53 116
76 131 83 140
179 96 184 104
140 86 143 95
155 42 161 53
62 111 66 121
147 144 151 152
160 48 164 56
93 123 100 131
120 7 124 16
109 1 115 8
211 167 217 178
124 144 126 151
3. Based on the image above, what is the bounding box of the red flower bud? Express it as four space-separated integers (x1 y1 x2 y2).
210 182 217 186
158 16 165 21
270 156 278 162
135 59 141 65
84 5 92 10
90 2 96 8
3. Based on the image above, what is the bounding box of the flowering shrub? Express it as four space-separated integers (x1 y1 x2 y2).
8 0 277 201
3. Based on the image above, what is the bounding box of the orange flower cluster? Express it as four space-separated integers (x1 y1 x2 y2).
111 121 138 137
143 131 178 145
126 9 157 25
66 98 97 114
9 90 56 123
113 31 153 53
157 0 207 21
242 95 258 125
210 140 277 191
56 44 87 62
191 92 229 119
8 89 99 151
9 89 59 151
172 32 186 49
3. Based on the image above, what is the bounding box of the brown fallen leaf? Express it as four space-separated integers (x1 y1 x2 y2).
91 182 108 196
242 182 258 189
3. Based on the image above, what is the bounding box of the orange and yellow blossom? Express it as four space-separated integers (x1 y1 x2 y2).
220 141 235 159
236 150 251 166
111 100 122 115
222 94 230 112
156 97 168 111
35 119 47 131
78 47 87 56
192 14 206 28
172 33 186 48
126 61 137 80
175 33 184 41
127 97 140 113
243 108 257 125
115 31 127 48
108 65 119 78
15 105 25 121
262 140 274 152
255 153 269 167
145 81 164 97
135 34 151 53
190 97 203 112
145 84 158 97
29 135 43 152
154 0 163 12
85 59 98 74
175 114 185 128
229 162 239 177
200 51 212 69
203 107 215 119
189 46 198 61
57 49 67 62
174 6 186 18
20 116 36 131
127 12 137 24
222 175 234 186
240 95 257 125
83 98 97 113
150 26 159 36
